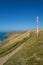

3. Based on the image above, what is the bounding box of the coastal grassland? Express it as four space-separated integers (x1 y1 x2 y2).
0 32 21 47
4 31 43 65
0 31 30 57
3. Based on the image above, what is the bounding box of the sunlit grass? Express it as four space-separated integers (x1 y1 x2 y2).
4 31 43 65
0 31 30 57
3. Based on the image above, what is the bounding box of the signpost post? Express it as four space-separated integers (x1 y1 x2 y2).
36 16 38 37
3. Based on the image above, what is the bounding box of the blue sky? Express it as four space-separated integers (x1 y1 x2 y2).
0 0 43 31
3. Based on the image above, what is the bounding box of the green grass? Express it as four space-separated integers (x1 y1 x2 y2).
4 31 43 65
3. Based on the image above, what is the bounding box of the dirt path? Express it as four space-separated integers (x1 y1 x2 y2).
0 43 25 65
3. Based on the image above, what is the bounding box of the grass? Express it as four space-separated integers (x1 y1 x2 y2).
0 32 30 57
0 33 20 47
4 31 43 65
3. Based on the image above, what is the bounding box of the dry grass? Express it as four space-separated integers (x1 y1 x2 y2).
0 31 30 57
4 30 43 65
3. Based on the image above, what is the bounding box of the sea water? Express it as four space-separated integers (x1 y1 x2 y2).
0 32 7 42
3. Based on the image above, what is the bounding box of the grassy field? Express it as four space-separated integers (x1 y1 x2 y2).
4 30 43 65
0 31 30 57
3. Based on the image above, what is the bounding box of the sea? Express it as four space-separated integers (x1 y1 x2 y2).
0 32 7 42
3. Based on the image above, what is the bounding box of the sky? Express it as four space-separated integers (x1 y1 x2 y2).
0 0 43 31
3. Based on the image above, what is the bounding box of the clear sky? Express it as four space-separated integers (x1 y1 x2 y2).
0 0 43 31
